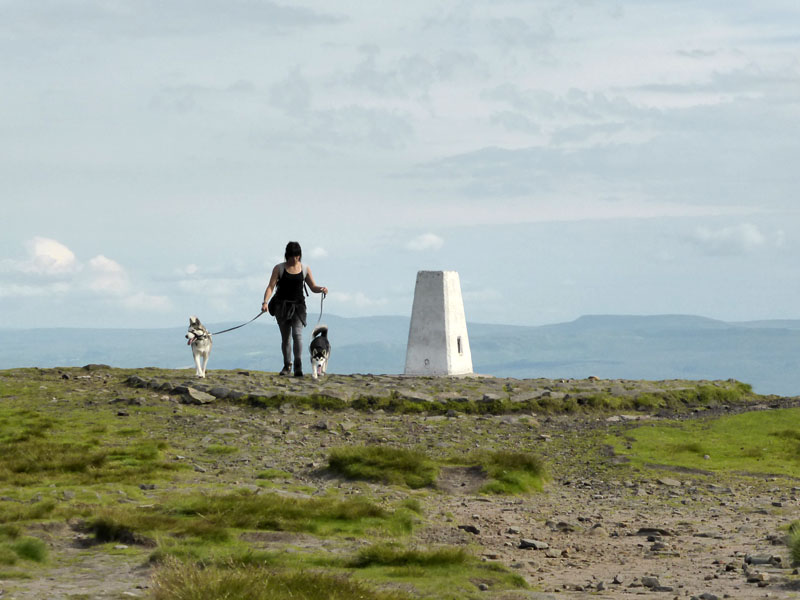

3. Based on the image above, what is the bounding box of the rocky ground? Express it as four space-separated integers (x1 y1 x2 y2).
1 367 799 599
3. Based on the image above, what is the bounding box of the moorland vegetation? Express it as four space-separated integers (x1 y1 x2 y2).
0 366 798 599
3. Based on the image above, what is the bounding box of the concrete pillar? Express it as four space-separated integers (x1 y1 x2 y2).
404 270 473 376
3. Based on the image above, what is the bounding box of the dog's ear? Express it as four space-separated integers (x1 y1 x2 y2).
189 315 198 325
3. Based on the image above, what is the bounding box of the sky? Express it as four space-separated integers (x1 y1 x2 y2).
2 0 799 329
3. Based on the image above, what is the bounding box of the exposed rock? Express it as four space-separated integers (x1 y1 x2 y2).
640 576 660 588
181 388 215 405
546 521 577 533
397 390 434 403
125 375 147 388
657 477 682 487
636 527 673 537
520 539 549 550
745 554 781 566
745 568 770 583
588 524 608 537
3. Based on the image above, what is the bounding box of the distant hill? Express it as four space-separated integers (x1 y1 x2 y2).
1 314 799 396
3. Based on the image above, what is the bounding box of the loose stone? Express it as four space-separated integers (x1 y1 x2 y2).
520 539 549 550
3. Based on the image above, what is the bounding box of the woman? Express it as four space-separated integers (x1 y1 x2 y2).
261 241 328 377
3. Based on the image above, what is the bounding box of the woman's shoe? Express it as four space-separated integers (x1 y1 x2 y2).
279 364 292 376
294 369 304 378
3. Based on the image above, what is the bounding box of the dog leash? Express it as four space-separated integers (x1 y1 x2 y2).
211 293 322 336
211 311 266 336
315 293 326 326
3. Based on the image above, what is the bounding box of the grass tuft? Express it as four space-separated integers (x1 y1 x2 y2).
256 469 292 480
170 490 414 536
0 547 17 565
350 543 469 568
467 451 547 495
0 534 47 565
0 499 57 524
327 446 438 489
85 507 174 545
791 521 800 567
151 558 412 600
205 444 238 455
9 537 47 562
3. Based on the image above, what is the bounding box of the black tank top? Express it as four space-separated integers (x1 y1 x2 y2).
276 268 306 304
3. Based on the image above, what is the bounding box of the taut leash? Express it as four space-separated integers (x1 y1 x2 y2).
211 311 266 336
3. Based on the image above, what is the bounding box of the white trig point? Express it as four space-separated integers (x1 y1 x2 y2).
404 270 473 376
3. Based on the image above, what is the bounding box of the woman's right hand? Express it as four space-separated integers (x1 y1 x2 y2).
261 302 269 313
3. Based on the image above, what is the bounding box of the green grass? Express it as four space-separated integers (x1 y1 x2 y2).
467 451 547 495
328 446 438 489
0 527 47 565
78 490 418 550
256 469 293 480
8 536 48 562
205 444 238 455
349 543 469 568
327 446 546 495
0 368 777 599
790 521 800 566
0 439 107 476
0 499 58 524
607 408 800 477
348 543 529 598
345 381 757 416
171 490 416 536
0 569 33 579
151 559 413 600
0 389 180 487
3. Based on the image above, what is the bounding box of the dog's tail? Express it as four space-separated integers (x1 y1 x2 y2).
312 325 328 339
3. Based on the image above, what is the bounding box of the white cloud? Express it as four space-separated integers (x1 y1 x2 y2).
86 254 171 310
309 246 328 259
0 239 172 313
88 255 129 294
406 233 444 251
690 223 767 256
3 1 800 329
29 237 80 274
0 237 80 277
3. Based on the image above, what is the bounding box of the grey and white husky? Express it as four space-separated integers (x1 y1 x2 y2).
185 316 212 378
309 325 330 379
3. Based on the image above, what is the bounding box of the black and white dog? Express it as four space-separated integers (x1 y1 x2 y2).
309 325 330 379
186 316 212 378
